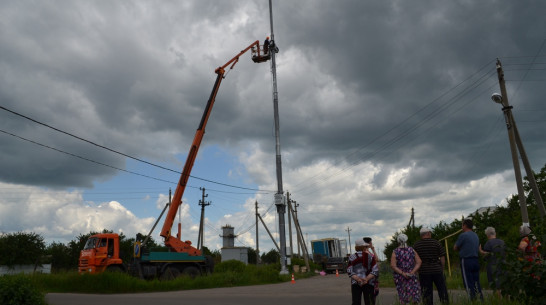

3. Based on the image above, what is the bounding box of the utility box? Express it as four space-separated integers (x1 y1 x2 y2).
221 247 248 264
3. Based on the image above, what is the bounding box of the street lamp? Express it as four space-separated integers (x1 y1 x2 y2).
491 93 502 104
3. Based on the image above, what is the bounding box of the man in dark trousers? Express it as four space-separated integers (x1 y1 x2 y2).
454 219 483 301
263 36 270 55
413 227 449 305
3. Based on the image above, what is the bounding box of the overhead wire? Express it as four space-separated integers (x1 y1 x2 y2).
0 128 271 199
0 104 274 193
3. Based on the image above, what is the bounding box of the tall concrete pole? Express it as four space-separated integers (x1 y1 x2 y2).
197 187 210 250
268 0 288 274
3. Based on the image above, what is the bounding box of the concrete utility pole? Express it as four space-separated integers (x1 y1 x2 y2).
197 187 210 250
267 0 288 274
346 227 352 255
287 192 294 258
255 201 261 264
493 59 546 226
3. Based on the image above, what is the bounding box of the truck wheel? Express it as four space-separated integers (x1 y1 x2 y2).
205 255 215 274
182 266 200 279
106 265 123 273
160 266 181 281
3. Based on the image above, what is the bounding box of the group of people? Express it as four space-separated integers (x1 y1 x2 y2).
389 228 448 305
347 218 542 305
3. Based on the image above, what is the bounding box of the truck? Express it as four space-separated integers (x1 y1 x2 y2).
78 39 273 280
311 238 348 272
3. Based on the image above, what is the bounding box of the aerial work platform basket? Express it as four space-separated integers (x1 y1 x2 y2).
251 44 271 63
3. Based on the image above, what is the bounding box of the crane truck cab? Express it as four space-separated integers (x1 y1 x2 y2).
79 233 124 274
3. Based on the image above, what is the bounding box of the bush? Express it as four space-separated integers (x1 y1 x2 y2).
214 260 247 273
0 274 46 305
498 248 545 305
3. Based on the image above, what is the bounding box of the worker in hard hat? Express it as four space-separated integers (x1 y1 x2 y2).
264 36 270 55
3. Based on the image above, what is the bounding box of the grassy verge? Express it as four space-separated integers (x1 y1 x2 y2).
1 266 522 305
19 262 309 294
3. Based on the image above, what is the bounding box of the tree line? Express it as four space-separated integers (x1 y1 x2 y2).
0 229 282 271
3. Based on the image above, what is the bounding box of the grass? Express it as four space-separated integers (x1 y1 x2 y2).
21 262 303 294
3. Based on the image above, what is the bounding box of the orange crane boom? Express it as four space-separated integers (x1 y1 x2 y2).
159 40 268 254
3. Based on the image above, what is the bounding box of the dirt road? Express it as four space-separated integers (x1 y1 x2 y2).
46 274 471 305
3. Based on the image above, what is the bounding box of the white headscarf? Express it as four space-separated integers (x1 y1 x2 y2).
397 233 408 247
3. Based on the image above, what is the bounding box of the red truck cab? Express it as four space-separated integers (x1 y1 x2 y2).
79 233 124 274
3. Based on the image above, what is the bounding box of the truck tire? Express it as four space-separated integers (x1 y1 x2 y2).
160 266 181 281
205 255 214 274
182 266 200 279
106 265 123 273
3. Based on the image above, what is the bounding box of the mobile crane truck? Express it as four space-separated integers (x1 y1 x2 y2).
78 39 273 279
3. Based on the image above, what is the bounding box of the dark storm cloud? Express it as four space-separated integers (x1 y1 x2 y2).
1 0 545 191
265 1 546 187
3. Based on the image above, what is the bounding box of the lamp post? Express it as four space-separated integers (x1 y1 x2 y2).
493 58 546 225
491 90 528 226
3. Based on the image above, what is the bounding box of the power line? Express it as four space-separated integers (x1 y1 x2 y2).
0 128 271 196
0 128 174 184
0 105 273 192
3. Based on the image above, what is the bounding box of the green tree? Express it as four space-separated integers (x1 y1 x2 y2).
261 249 280 264
383 225 422 261
0 232 45 267
45 241 72 272
247 247 258 264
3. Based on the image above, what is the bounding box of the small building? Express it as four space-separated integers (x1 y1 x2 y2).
220 225 248 264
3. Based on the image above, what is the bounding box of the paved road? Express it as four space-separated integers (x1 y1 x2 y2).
46 274 472 305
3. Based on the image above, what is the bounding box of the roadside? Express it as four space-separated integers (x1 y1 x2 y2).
46 273 483 305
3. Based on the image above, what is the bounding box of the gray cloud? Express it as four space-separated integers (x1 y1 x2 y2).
1 1 545 254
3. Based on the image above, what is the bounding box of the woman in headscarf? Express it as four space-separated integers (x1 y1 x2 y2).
390 233 422 305
518 225 542 262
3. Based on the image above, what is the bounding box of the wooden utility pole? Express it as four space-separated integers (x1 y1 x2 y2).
287 199 310 271
408 207 415 228
257 212 280 251
294 199 301 256
494 59 546 225
287 192 294 258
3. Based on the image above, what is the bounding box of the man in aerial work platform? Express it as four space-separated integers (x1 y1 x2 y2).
264 36 270 55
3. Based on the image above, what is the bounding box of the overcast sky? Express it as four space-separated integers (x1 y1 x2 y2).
1 1 546 259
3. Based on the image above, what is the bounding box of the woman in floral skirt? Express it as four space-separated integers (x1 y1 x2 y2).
390 233 422 305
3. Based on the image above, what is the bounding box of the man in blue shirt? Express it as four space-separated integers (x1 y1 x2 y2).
454 219 483 301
